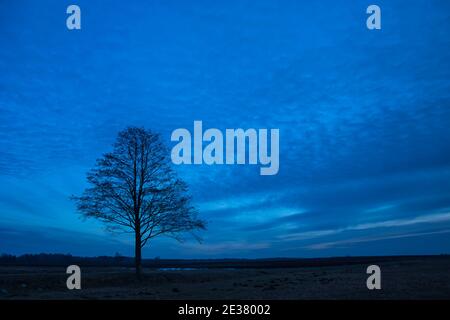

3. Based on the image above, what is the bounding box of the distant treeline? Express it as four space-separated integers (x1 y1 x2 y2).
0 253 135 267
1 253 449 268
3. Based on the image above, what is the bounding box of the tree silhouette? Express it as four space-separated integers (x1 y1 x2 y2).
72 127 205 278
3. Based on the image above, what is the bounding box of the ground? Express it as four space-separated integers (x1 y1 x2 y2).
1 256 450 299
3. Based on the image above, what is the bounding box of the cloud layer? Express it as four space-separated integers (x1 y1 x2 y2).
1 0 450 258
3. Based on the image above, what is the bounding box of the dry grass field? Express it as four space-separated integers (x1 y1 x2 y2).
1 256 449 299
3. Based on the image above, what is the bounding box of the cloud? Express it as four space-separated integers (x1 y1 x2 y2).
280 212 450 242
0 223 132 256
180 241 271 255
305 229 450 250
197 192 282 213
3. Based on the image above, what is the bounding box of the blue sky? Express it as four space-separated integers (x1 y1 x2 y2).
1 0 450 258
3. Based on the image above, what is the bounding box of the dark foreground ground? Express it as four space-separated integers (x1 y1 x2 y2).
1 256 449 299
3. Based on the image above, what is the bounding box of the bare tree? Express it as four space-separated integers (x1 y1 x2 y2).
72 127 205 279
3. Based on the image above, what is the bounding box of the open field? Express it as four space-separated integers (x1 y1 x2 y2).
1 256 449 299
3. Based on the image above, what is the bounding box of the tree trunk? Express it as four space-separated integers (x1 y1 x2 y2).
135 224 142 280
